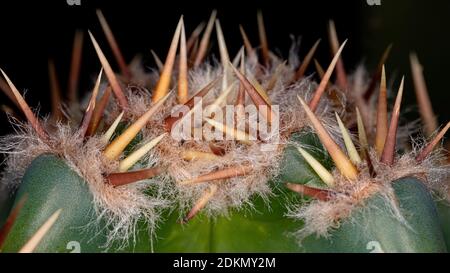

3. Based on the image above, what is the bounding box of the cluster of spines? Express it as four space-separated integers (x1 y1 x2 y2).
0 10 449 252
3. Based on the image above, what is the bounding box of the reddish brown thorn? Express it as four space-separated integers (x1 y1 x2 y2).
416 122 450 162
180 164 253 185
194 10 217 67
86 86 112 137
285 183 331 201
314 59 325 80
0 195 27 249
410 53 438 137
308 40 348 112
0 69 49 141
363 44 393 101
88 31 129 110
48 60 63 121
96 10 131 80
235 83 246 106
293 39 321 81
380 77 405 165
188 39 200 68
363 149 376 177
230 63 275 123
239 24 256 60
328 20 348 90
181 184 218 224
164 77 219 132
68 30 84 105
79 69 103 138
186 21 206 54
106 167 164 187
257 10 270 67
375 66 388 157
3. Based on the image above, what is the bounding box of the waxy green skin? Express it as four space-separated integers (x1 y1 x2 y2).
436 201 450 248
301 178 447 253
1 131 448 252
1 154 152 253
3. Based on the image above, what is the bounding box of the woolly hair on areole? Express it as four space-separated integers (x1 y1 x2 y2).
0 9 449 253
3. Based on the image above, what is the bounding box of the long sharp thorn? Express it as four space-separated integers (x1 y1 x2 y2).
18 209 62 253
410 53 438 137
364 149 376 177
88 31 128 109
308 40 348 112
416 122 450 162
164 77 219 131
79 69 103 138
150 49 164 72
380 77 405 165
68 30 83 104
298 96 358 180
107 167 164 187
0 69 49 140
182 184 218 223
102 111 124 143
178 23 189 104
181 165 252 185
188 39 200 68
249 75 271 104
96 10 131 80
230 63 274 123
215 19 230 69
297 146 335 187
257 10 270 66
356 107 369 152
335 113 362 164
204 118 253 145
0 196 27 249
363 44 393 101
48 60 63 121
86 86 112 137
285 183 331 201
293 39 321 81
314 59 325 80
119 133 167 172
104 91 171 160
239 24 256 60
215 19 231 91
194 10 217 67
231 46 244 68
235 52 246 106
328 20 348 90
152 17 183 102
0 77 20 109
186 21 206 53
375 66 388 156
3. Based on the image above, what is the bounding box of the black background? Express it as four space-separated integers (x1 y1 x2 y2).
0 0 449 136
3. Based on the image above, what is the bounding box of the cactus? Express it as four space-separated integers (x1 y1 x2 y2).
0 10 449 253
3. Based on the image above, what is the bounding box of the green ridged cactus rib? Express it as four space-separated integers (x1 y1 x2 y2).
0 11 449 253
